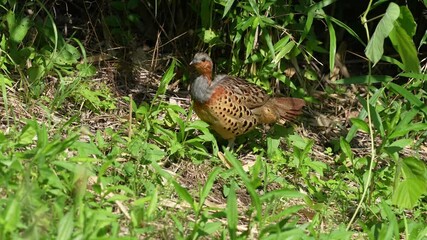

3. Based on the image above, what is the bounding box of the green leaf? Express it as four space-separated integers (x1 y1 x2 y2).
303 69 318 81
223 0 235 17
324 225 354 240
143 144 166 162
248 0 259 16
4 198 20 233
389 138 412 148
307 160 327 176
224 149 262 221
201 0 213 28
72 141 103 157
402 157 427 179
330 17 365 46
28 124 48 146
384 138 412 155
76 63 97 77
173 181 195 209
0 75 11 120
201 28 222 45
263 32 275 58
245 28 256 59
146 188 158 219
260 189 305 202
288 134 308 150
389 123 427 140
388 103 402 131
252 15 260 29
155 60 176 97
57 211 74 240
299 10 314 44
152 158 193 211
334 75 393 85
7 13 31 43
339 137 353 159
358 96 384 137
226 181 238 239
393 157 427 209
199 167 221 209
388 108 418 139
273 35 290 50
263 228 306 240
381 55 405 70
350 118 369 133
346 88 384 142
28 65 46 83
56 43 81 65
258 15 275 28
398 72 427 80
388 83 427 115
380 202 399 239
186 120 210 130
273 40 295 64
0 74 13 87
407 222 427 240
325 17 336 74
267 137 281 160
389 24 420 73
365 2 400 65
418 29 427 51
236 16 255 31
392 178 426 209
200 222 222 235
17 122 37 145
397 6 416 37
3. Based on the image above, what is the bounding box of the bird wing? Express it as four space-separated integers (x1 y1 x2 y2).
212 75 270 109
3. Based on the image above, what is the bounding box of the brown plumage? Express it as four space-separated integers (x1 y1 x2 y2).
190 52 305 148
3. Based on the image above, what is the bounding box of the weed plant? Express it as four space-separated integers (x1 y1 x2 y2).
0 0 426 239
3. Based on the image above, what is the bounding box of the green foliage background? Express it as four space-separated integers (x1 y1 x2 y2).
0 0 426 239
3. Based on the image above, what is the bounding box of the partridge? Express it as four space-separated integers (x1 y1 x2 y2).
190 52 305 148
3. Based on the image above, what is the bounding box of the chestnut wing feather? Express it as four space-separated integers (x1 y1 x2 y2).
212 75 270 109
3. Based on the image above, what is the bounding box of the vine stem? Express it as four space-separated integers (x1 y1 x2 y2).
346 0 377 230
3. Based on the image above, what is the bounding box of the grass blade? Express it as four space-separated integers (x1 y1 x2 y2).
330 16 365 46
223 0 235 17
199 167 221 209
334 75 393 84
226 181 238 239
388 82 427 115
151 161 195 209
224 149 262 222
325 16 336 74
57 211 74 240
346 87 384 142
154 59 176 100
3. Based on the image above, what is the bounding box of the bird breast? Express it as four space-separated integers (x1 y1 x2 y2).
191 75 213 103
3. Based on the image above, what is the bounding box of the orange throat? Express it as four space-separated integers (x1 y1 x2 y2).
194 62 213 84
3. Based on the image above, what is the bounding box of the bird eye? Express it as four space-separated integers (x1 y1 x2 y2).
201 58 206 62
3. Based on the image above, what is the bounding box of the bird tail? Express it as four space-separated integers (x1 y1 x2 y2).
270 97 306 121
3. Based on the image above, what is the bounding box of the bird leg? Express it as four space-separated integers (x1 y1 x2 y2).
226 138 235 150
218 138 236 169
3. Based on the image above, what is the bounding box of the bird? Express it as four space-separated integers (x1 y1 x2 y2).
190 52 306 149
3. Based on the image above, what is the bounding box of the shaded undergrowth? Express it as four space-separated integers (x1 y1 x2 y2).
1 0 427 239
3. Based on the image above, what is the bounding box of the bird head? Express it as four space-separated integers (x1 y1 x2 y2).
190 53 213 75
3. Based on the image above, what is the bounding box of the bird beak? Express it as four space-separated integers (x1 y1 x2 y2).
189 60 195 66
